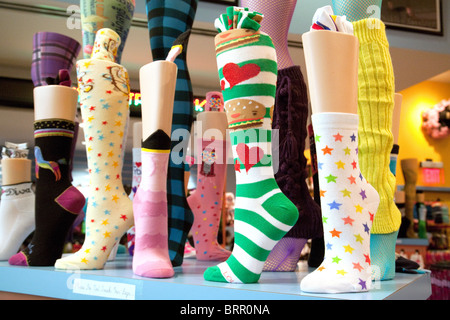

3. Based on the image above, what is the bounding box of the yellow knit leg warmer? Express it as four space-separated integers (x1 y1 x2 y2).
353 19 401 235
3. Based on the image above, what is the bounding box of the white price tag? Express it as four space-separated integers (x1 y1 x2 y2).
73 278 136 300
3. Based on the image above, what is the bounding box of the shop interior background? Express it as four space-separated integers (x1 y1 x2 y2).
0 0 449 198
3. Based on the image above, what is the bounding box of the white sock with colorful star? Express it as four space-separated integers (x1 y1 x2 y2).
300 112 379 293
55 28 133 270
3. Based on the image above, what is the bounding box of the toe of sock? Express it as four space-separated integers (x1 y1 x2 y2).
203 266 228 283
135 267 175 279
300 270 370 293
8 252 29 266
133 261 175 279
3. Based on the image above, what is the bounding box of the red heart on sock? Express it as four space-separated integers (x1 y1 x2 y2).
236 143 264 173
135 162 142 167
223 63 260 89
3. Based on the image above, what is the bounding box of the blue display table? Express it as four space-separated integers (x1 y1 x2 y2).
0 254 431 300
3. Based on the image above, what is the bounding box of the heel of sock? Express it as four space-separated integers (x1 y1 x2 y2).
55 186 85 215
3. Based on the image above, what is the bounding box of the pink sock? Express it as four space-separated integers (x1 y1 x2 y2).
187 139 231 261
132 148 174 278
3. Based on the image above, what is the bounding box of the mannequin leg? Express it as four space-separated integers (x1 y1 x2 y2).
300 16 380 292
332 0 382 22
132 60 178 278
187 139 231 261
263 66 322 271
146 0 198 266
79 0 135 63
353 19 401 281
204 12 298 283
9 118 85 266
54 29 133 270
401 158 418 238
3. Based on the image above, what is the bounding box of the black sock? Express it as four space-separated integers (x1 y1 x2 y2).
10 119 85 266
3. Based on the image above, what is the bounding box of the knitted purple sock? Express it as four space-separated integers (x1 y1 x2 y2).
264 66 322 272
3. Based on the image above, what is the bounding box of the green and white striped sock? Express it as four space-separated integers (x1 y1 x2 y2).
203 8 298 283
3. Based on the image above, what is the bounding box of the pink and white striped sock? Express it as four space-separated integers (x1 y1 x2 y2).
132 146 173 278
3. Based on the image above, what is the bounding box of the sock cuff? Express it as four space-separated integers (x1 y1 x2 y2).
277 65 305 84
352 18 389 48
311 112 358 130
34 118 75 138
1 182 33 200
141 129 171 151
391 144 399 155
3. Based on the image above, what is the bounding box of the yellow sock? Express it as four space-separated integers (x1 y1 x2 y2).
353 19 401 234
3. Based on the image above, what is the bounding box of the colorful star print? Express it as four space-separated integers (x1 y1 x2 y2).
322 145 333 155
300 114 380 293
325 174 338 183
328 200 342 210
54 28 134 271
333 133 343 142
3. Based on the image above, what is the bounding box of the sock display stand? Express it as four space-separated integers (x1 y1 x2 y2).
0 2 438 302
0 256 432 300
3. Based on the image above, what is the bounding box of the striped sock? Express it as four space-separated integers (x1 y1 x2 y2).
146 0 198 267
203 13 298 283
132 130 174 278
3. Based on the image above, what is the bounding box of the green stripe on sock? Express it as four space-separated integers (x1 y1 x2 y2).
234 232 272 258
226 254 261 283
222 84 276 101
236 178 279 198
261 192 299 226
231 128 271 144
235 208 288 240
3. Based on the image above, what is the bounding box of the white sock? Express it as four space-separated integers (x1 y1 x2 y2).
0 182 35 260
300 113 379 293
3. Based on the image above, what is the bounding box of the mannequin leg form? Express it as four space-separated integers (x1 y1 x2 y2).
0 158 35 260
55 29 133 270
242 0 322 272
187 109 231 261
146 0 198 266
31 32 81 87
204 10 299 284
332 0 382 22
401 158 418 238
132 61 177 278
389 94 402 176
240 0 296 69
9 86 86 266
350 16 401 281
300 30 380 293
79 0 135 63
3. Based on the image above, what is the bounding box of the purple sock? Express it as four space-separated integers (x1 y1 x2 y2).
264 66 322 272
